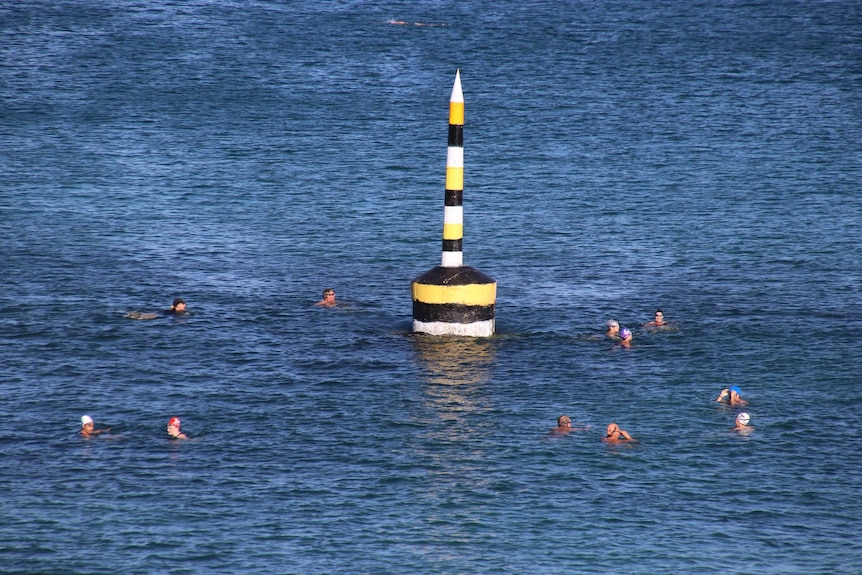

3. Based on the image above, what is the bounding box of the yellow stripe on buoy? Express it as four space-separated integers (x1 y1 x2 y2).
448 101 464 126
412 282 496 306
445 167 464 191
442 223 463 240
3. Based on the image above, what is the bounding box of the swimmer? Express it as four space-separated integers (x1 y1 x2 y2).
549 415 590 436
166 298 186 314
315 288 337 307
606 320 620 340
166 416 188 440
618 327 632 347
603 422 635 444
79 415 111 438
387 19 444 27
126 297 187 320
715 386 748 407
731 412 754 433
644 309 666 328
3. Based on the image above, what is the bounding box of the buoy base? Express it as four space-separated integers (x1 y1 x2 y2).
411 265 496 337
413 318 495 338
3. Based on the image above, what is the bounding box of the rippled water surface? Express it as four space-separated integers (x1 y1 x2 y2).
2 1 861 573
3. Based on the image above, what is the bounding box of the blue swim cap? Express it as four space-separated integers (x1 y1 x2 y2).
730 386 741 395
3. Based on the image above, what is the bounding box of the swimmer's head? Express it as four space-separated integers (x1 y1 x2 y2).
730 386 741 395
557 415 572 427
606 320 619 329
168 416 181 429
619 328 632 340
81 415 93 427
736 412 750 426
172 298 185 307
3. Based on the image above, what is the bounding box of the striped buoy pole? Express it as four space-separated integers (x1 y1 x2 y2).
412 70 496 337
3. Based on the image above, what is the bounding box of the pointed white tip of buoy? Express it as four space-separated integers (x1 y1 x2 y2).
450 69 463 103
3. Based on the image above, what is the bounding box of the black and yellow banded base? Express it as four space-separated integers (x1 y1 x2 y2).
411 266 496 336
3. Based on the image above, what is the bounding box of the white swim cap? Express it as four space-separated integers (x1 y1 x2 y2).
736 412 750 425
81 415 93 426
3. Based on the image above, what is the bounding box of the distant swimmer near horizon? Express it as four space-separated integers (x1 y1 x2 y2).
387 19 446 27
126 298 187 320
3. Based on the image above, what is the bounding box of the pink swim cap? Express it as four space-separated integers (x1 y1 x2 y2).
168 416 181 428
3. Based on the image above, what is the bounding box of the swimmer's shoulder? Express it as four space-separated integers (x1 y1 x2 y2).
125 311 161 320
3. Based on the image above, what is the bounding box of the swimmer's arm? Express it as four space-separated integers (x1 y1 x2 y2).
619 430 634 441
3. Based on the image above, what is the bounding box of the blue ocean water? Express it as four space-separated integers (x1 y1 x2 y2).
2 1 861 573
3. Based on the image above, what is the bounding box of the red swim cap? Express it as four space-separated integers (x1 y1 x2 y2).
168 416 181 428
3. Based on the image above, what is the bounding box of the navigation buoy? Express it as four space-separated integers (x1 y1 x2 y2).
412 70 496 337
